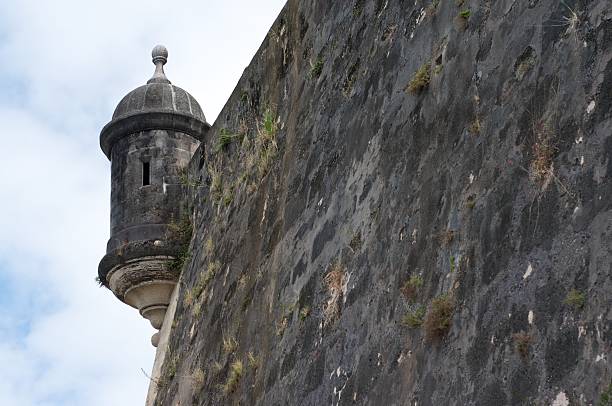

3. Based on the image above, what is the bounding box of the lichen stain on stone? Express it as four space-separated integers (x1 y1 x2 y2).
552 391 569 406
587 100 595 114
523 263 533 279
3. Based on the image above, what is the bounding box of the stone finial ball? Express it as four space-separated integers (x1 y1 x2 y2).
152 45 168 64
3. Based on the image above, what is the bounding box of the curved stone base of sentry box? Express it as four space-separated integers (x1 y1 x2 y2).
107 256 178 346
140 303 171 330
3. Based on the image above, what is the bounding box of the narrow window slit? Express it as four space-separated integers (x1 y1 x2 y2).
142 161 150 186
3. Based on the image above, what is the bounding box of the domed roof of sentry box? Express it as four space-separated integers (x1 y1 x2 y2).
112 45 205 121
100 45 209 159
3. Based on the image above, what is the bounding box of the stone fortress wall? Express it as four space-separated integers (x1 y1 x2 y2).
106 0 612 404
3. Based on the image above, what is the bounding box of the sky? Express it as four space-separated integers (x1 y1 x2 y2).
0 1 285 404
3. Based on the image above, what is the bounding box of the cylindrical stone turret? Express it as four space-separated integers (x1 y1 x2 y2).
98 45 209 346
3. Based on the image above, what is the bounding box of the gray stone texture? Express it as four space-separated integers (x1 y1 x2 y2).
107 130 197 249
146 0 612 405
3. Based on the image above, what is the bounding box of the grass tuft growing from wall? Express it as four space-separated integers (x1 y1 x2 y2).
406 63 431 94
564 289 585 310
513 331 532 359
400 275 423 302
221 360 243 394
424 294 454 341
402 305 426 328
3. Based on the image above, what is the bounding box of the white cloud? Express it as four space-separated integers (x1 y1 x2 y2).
0 107 154 406
0 0 285 404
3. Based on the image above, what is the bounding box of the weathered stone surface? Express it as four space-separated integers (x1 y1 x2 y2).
152 0 612 404
98 46 210 346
